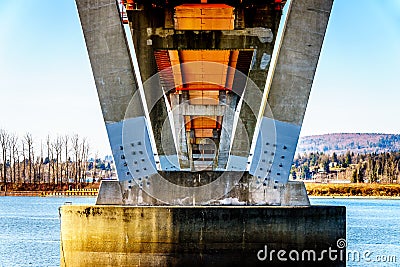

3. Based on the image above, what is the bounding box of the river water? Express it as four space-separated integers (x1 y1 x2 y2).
312 198 400 266
0 197 399 266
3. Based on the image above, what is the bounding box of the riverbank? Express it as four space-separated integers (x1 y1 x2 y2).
2 182 400 198
305 182 400 197
0 182 100 197
0 189 98 197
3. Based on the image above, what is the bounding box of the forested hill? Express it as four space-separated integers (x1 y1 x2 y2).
296 133 400 155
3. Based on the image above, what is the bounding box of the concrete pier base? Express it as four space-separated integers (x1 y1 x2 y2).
60 205 346 267
95 179 311 206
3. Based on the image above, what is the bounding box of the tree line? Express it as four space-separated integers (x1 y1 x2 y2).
293 151 400 183
0 129 102 187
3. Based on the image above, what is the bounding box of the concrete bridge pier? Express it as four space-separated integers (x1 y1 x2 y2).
60 205 346 267
63 0 346 266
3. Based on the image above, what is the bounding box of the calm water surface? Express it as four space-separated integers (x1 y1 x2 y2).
0 197 399 266
0 197 95 267
311 198 400 266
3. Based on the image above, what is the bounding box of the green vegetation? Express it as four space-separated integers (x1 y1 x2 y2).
293 151 400 184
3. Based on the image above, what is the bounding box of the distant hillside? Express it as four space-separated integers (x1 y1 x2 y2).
296 133 400 155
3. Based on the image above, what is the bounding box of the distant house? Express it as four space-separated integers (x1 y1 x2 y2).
329 162 338 168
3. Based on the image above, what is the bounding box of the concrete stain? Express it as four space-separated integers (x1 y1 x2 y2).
77 207 103 217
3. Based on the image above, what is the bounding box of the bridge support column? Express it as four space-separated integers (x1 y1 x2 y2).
60 205 346 267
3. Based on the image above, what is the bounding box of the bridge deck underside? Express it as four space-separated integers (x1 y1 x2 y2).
76 0 333 204
154 49 254 171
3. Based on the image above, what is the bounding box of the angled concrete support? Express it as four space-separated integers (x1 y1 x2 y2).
76 0 158 189
250 0 334 186
130 10 178 168
76 0 139 123
217 94 238 170
170 94 190 169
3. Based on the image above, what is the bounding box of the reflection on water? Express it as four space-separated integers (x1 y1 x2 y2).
0 196 398 266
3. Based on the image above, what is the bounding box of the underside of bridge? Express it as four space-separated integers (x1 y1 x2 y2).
75 0 333 205
61 1 347 266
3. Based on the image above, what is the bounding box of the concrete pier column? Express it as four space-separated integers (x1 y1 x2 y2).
60 205 346 267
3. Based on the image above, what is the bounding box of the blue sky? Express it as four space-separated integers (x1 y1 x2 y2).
0 1 399 157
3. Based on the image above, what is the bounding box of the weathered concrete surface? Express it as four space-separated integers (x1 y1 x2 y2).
75 0 152 188
247 0 334 187
249 180 311 206
264 0 334 125
75 0 140 123
96 177 310 206
231 0 333 174
60 205 346 267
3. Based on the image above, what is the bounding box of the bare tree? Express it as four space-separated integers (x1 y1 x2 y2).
38 141 44 183
50 142 55 184
16 148 21 183
71 134 80 184
7 139 12 184
24 133 34 183
46 135 51 183
0 131 96 187
22 141 26 183
8 134 18 184
93 151 99 180
80 138 90 182
52 136 63 187
64 135 69 184
31 149 37 183
0 129 9 183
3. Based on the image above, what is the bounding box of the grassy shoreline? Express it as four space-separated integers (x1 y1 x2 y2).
305 183 400 197
0 182 100 197
2 182 400 199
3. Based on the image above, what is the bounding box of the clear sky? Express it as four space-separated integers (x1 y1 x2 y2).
0 1 399 157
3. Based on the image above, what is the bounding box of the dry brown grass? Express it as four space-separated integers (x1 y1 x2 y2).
305 183 400 197
1 182 100 192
